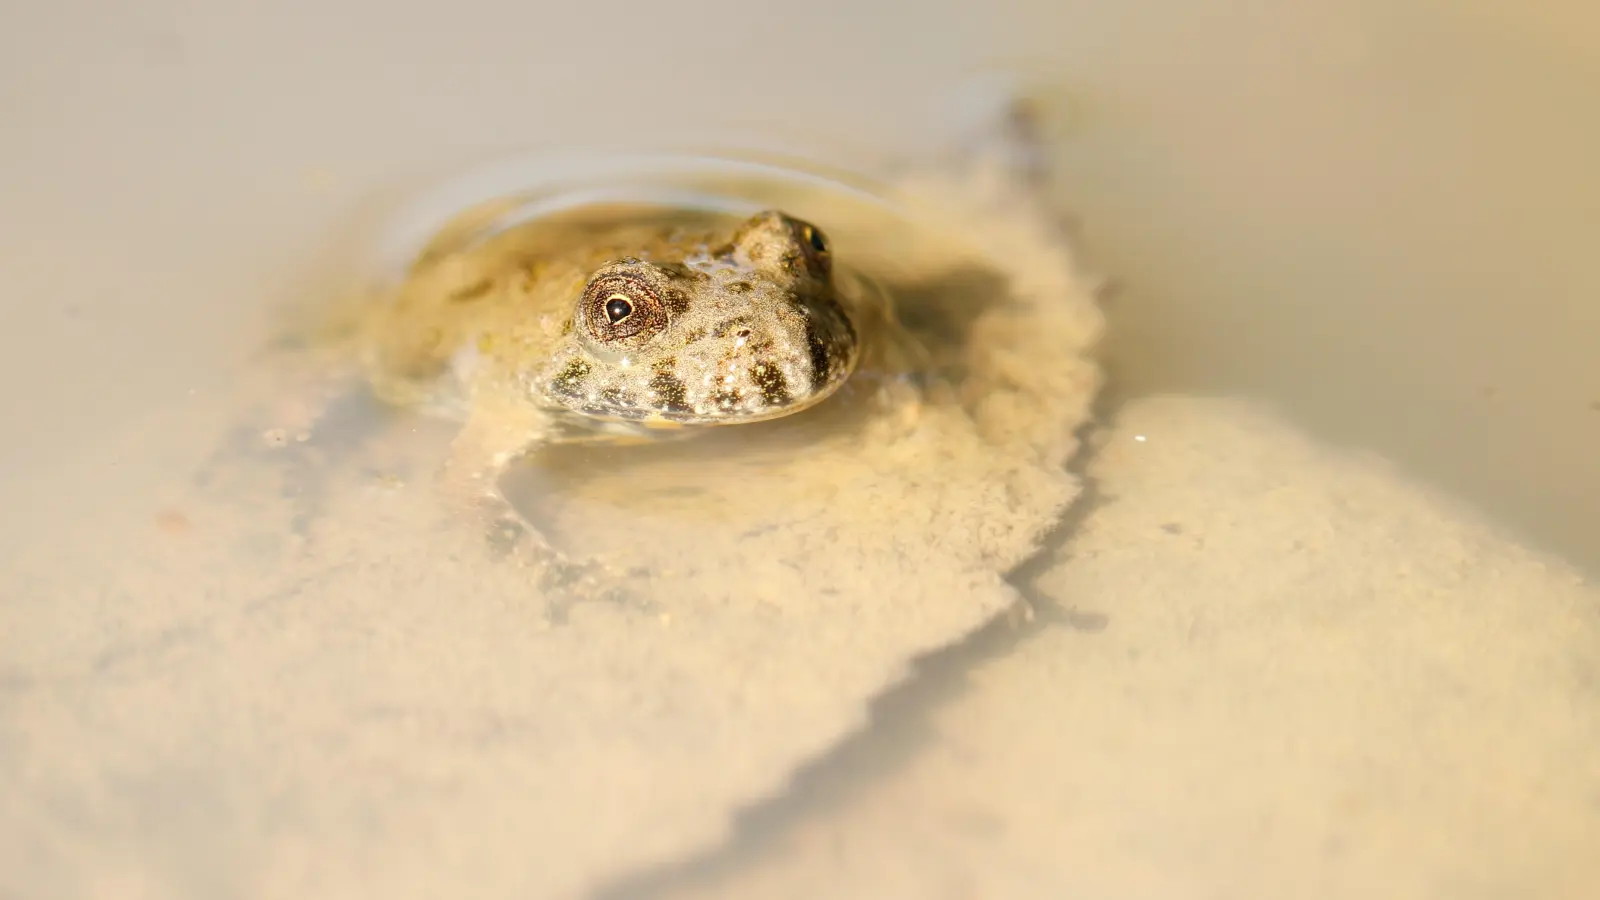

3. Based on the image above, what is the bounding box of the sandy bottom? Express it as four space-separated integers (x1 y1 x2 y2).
611 395 1600 900
4 4 1596 898
0 151 1105 899
6 391 1596 900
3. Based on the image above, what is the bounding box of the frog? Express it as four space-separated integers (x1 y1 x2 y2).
349 206 863 597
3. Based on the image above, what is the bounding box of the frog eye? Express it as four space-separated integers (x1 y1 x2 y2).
604 294 634 324
729 211 833 277
580 272 669 347
801 224 828 254
796 220 832 277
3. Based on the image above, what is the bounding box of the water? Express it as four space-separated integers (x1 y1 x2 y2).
0 141 1103 897
3 1 1597 896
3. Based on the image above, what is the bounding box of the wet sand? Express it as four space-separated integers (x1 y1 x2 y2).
620 396 1600 899
7 389 1598 899
0 141 1104 898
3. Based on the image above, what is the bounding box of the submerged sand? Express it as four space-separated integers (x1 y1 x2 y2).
4 118 1596 900
9 391 1595 900
0 145 1104 898
626 396 1600 900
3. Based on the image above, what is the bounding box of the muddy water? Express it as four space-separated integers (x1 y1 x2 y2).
0 126 1102 896
2 0 1597 896
3 0 1594 568
1034 2 1600 571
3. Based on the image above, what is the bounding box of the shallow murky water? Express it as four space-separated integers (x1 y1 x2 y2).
4 1 1598 897
265 146 1099 620
0 138 1102 897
